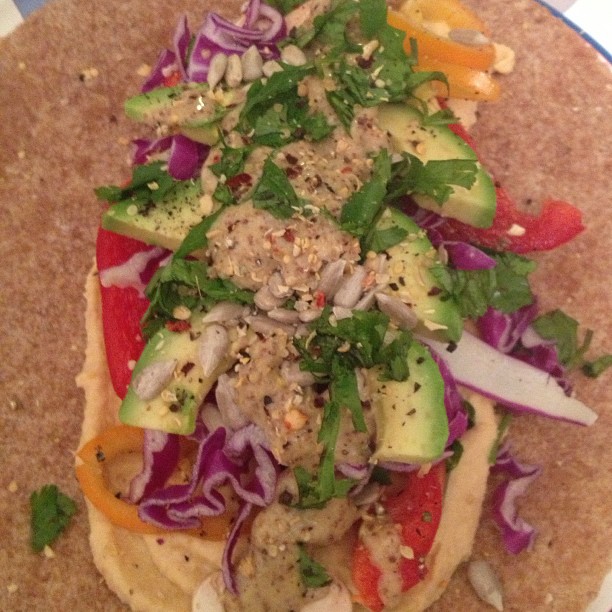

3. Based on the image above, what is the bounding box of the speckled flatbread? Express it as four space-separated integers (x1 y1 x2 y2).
0 0 610 610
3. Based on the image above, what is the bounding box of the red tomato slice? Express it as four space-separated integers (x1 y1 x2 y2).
96 228 151 398
443 122 584 253
352 464 445 608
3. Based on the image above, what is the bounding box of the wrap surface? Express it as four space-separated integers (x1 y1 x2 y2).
0 0 610 609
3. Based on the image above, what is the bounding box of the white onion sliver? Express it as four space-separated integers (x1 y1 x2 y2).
421 331 598 426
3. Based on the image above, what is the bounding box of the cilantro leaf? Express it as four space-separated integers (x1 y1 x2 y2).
30 485 77 552
95 161 181 210
252 156 306 219
142 258 253 337
532 310 584 366
239 64 314 130
386 153 478 206
532 309 612 377
340 150 391 237
431 252 536 319
298 544 332 588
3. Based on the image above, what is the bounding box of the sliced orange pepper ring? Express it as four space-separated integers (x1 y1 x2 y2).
387 10 495 71
75 424 233 539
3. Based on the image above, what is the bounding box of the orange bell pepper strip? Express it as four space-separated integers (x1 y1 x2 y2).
399 0 490 34
387 10 495 71
414 56 501 101
75 424 232 539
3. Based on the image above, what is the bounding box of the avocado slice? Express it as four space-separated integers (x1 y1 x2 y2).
119 316 236 434
368 340 448 464
124 83 236 144
101 179 210 252
377 103 496 228
376 207 463 342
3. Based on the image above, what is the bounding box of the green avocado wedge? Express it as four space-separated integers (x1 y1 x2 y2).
368 339 448 464
119 315 236 434
376 207 463 342
377 103 496 228
124 83 236 144
101 179 209 252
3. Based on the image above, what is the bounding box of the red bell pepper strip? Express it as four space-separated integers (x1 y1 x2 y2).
96 228 150 398
352 464 446 610
441 123 584 253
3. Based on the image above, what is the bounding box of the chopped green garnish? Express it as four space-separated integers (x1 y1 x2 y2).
432 251 536 319
30 485 77 553
142 257 253 337
95 161 185 210
532 309 612 376
488 412 512 465
252 156 307 219
298 544 332 588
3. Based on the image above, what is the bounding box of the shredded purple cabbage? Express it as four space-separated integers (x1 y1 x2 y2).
143 0 284 89
129 430 180 503
431 350 469 447
477 305 572 394
490 444 542 554
131 422 277 593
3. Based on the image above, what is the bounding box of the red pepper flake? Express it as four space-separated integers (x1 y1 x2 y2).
283 228 296 242
314 291 326 308
226 172 252 190
166 320 192 333
285 166 302 179
341 166 353 174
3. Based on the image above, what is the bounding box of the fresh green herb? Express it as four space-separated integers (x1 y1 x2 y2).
386 153 478 206
209 143 252 179
370 465 392 485
445 439 464 472
142 257 253 337
292 308 414 508
252 156 307 219
239 64 315 130
340 150 391 238
365 225 409 253
174 207 225 259
265 0 307 15
95 161 183 210
431 251 536 319
488 411 512 464
532 309 591 367
251 97 333 147
30 485 77 552
532 309 612 377
297 544 332 588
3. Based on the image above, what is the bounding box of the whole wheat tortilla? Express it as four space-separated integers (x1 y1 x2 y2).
0 0 610 610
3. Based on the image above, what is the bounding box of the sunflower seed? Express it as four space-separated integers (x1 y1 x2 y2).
207 53 228 89
202 301 249 323
333 265 367 308
254 285 285 311
215 374 249 430
225 54 243 88
280 44 307 66
241 45 263 81
198 324 230 377
468 559 504 611
245 314 294 336
132 359 177 401
449 28 490 46
268 308 302 324
375 293 418 330
317 259 346 298
262 60 283 77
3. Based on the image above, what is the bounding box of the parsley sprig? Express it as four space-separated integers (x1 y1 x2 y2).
292 308 412 507
30 485 77 552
